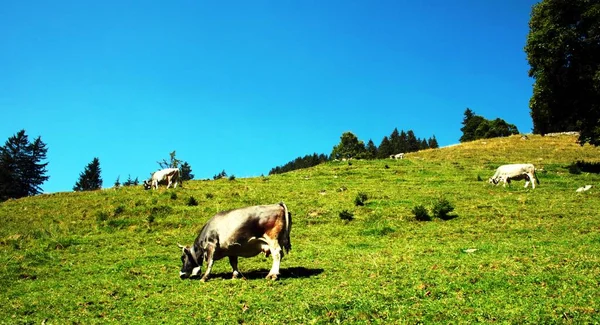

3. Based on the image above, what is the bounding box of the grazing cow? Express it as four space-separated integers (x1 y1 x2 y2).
489 163 539 189
178 202 292 282
143 168 180 190
390 153 404 159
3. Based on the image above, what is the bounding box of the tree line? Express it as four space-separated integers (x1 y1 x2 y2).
269 128 439 175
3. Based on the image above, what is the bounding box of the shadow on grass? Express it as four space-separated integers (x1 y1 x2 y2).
192 267 324 281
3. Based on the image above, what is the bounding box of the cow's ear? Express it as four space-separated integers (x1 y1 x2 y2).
177 243 188 253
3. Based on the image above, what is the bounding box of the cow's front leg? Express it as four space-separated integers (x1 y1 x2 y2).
200 245 215 282
229 256 243 279
266 245 282 280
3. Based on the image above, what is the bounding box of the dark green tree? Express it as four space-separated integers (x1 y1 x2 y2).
419 138 429 150
428 135 439 149
180 161 194 181
122 175 139 186
114 176 121 188
389 128 401 154
0 130 49 201
406 130 420 152
398 130 408 153
330 132 366 160
460 109 519 142
377 136 393 158
365 139 378 159
73 157 102 191
525 0 600 145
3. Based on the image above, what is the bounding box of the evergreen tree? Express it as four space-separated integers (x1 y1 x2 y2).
73 158 102 191
377 136 393 158
122 175 139 186
269 153 329 175
525 0 600 145
389 128 401 154
365 139 378 159
180 161 194 181
406 130 420 152
398 130 408 153
0 130 49 201
114 176 121 188
420 139 429 150
428 135 439 149
330 132 366 160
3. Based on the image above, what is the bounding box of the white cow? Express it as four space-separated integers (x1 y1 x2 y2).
390 153 404 159
144 168 180 190
489 163 539 189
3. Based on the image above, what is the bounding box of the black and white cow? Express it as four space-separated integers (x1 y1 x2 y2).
489 163 539 189
179 202 292 281
143 168 179 190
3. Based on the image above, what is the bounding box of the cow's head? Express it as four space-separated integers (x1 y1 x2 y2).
178 244 202 279
143 180 152 190
489 176 501 185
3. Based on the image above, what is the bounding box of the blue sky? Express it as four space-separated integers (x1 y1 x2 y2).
1 0 539 193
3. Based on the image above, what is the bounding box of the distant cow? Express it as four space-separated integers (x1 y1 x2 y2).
489 163 539 189
178 202 292 282
143 168 180 190
390 153 404 159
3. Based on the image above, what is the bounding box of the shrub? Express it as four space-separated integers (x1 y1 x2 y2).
229 175 236 181
567 163 582 174
95 211 109 223
187 196 198 206
205 193 214 199
354 192 368 206
412 205 431 221
477 175 483 182
431 198 455 220
113 205 125 216
170 192 178 200
339 210 354 221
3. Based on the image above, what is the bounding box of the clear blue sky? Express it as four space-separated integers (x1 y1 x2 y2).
1 0 539 193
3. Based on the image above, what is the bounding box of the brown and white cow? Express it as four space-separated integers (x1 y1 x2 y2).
143 168 179 190
489 163 539 189
178 202 292 281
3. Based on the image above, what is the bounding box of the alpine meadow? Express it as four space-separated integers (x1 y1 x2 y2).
1 134 600 324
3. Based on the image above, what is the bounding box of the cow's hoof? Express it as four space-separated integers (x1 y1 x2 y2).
266 273 278 280
200 277 207 283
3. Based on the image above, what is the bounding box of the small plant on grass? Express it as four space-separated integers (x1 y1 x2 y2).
229 175 236 181
412 205 431 221
477 175 483 181
339 210 354 221
432 197 455 220
205 193 214 199
113 205 125 216
354 192 368 206
187 196 198 206
170 192 178 200
95 211 109 223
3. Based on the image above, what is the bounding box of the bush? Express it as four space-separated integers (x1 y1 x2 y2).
477 175 483 182
113 205 125 216
412 205 431 221
354 192 368 206
187 196 198 206
170 192 178 200
567 163 582 174
339 210 354 221
431 198 455 220
229 175 236 181
205 193 214 199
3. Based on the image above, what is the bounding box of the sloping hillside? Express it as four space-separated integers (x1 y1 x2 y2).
1 134 599 323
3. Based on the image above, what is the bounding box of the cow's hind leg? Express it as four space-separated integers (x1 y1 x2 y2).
229 256 243 279
265 241 282 280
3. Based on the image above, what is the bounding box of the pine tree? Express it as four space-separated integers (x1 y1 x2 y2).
73 158 102 191
114 176 121 188
180 161 194 181
389 128 401 154
398 130 408 153
158 151 181 169
428 135 439 149
406 130 420 152
0 130 49 201
377 136 393 158
419 139 429 150
365 139 378 159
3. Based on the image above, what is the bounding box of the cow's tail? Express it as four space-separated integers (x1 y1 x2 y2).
279 202 292 255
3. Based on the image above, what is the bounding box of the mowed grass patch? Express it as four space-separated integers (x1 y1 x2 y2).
1 134 600 323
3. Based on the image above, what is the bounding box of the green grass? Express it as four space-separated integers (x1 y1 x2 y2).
1 134 600 323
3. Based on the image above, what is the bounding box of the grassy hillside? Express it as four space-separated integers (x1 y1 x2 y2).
1 134 599 324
